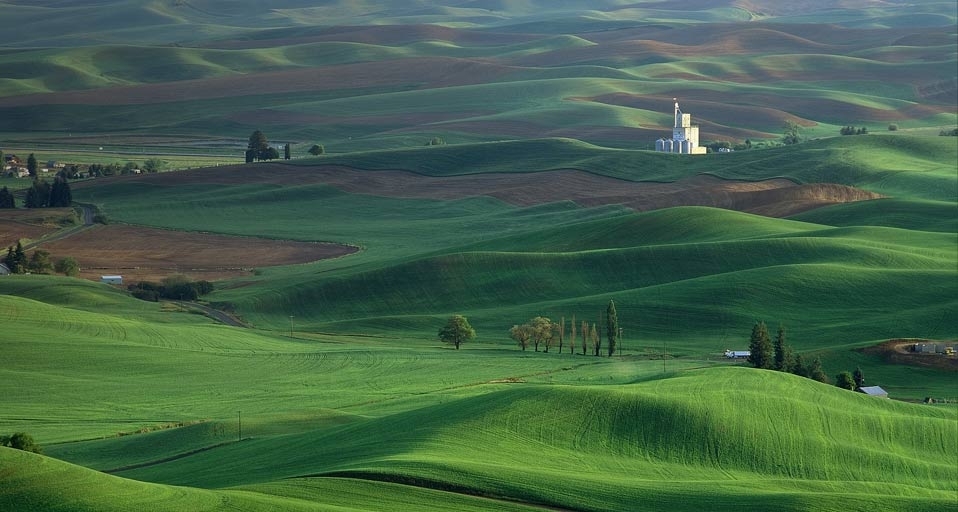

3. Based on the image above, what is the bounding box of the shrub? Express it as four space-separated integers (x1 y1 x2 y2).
0 432 42 453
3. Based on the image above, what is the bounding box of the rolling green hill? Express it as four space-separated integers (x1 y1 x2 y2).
1 3 955 511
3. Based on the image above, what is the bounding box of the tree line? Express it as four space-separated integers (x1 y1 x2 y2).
439 300 622 356
128 275 214 302
747 321 874 391
3 241 79 276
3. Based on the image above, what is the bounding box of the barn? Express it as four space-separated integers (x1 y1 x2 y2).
857 386 889 398
100 275 123 285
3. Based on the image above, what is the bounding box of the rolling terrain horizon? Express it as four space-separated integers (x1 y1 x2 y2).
1 1 956 511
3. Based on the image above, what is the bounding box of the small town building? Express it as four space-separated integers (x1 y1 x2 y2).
857 386 889 398
100 275 123 285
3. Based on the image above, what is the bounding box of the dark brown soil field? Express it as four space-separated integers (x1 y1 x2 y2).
38 224 357 284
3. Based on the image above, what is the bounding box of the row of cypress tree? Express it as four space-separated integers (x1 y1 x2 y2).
747 321 828 383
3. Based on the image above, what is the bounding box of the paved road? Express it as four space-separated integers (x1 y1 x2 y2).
22 204 95 251
173 301 248 328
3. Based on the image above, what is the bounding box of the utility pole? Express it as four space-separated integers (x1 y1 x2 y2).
289 315 294 338
238 411 242 442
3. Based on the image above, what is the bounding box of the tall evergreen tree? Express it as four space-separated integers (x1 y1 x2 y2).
747 321 774 369
5 242 27 273
606 299 618 357
49 176 72 207
284 143 291 160
773 324 794 372
24 180 51 208
27 153 38 177
0 186 15 208
558 316 565 354
808 357 828 383
853 367 865 388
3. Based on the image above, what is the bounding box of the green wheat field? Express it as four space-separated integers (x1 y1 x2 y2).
1 1 956 511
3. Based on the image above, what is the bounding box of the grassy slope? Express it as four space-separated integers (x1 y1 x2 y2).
2 365 955 511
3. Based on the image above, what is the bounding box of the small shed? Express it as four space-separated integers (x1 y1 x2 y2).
857 386 888 398
724 349 750 359
0 262 10 275
100 275 123 285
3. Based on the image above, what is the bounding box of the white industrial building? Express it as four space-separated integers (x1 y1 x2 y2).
655 99 707 154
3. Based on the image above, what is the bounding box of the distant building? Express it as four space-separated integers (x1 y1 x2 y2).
655 99 707 155
724 349 750 359
0 263 10 275
857 386 889 398
100 275 123 285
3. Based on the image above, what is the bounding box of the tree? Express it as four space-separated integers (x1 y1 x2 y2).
27 153 38 177
808 357 828 384
308 144 325 156
557 316 565 354
835 371 856 390
24 179 51 208
580 320 589 355
49 176 72 207
438 314 475 350
143 158 165 173
567 314 576 355
0 432 42 453
747 321 774 369
27 249 52 274
589 323 599 356
772 324 794 372
853 367 865 388
887 124 898 131
0 186 15 208
529 316 553 352
510 323 533 351
248 130 269 156
4 242 27 273
782 120 802 145
606 299 618 357
264 147 280 160
54 256 80 277
284 143 291 160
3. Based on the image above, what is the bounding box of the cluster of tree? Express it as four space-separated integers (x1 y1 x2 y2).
747 321 828 383
835 367 865 391
781 121 803 145
839 126 869 135
438 314 476 350
246 130 280 162
509 300 621 357
939 128 958 136
0 186 15 208
0 432 41 453
2 243 79 276
705 139 752 152
24 177 71 208
128 275 214 302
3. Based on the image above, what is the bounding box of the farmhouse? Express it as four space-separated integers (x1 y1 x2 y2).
655 99 708 155
857 386 889 398
100 275 123 285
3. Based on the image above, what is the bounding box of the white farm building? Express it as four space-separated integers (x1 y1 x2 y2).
655 99 707 155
